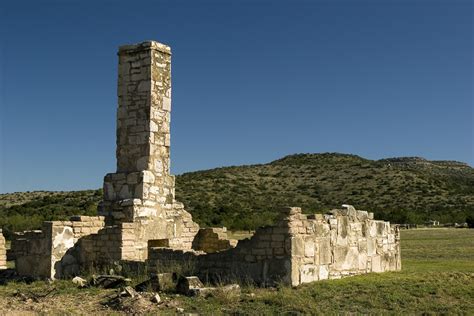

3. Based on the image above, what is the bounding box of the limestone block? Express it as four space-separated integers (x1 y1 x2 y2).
367 238 376 256
291 236 305 257
176 276 204 295
341 204 357 219
368 221 377 238
371 255 383 272
162 97 171 111
304 239 315 258
118 185 131 199
0 230 6 269
314 222 330 238
300 264 318 284
319 265 329 280
141 170 155 183
333 246 348 266
319 238 332 264
358 252 368 270
104 182 116 200
376 221 386 236
358 238 367 253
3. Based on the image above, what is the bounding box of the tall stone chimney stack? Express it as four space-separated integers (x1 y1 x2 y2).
100 41 176 223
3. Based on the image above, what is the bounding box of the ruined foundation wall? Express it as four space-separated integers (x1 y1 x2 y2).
148 206 401 286
192 227 238 253
11 228 51 277
11 215 171 278
289 206 401 286
148 222 292 285
0 230 6 269
11 217 106 278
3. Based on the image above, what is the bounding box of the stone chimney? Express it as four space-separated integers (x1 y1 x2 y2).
99 41 176 223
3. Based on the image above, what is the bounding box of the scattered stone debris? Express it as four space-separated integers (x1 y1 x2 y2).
121 286 139 298
90 275 131 289
134 272 176 292
13 287 56 303
102 286 165 314
103 294 153 314
176 276 204 296
151 293 161 304
72 276 87 288
190 284 241 298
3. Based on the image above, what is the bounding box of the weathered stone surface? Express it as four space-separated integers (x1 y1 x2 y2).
121 286 139 298
90 275 131 289
176 276 204 295
190 284 241 297
72 276 87 288
192 228 238 253
134 272 175 292
148 204 401 287
0 230 6 270
151 293 161 304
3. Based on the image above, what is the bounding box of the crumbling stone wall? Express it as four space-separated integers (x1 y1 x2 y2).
192 228 238 253
148 206 401 286
0 230 6 269
288 205 400 285
10 217 106 278
148 223 291 285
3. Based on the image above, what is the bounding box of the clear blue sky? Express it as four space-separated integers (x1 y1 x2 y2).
0 0 472 193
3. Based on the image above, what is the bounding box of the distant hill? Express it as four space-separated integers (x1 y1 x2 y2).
1 153 473 237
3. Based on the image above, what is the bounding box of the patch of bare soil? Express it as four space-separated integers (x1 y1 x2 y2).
0 291 112 315
0 287 180 315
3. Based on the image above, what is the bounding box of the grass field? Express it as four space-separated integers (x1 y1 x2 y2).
0 228 473 315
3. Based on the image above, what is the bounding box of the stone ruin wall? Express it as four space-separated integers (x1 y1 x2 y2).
148 206 401 286
191 228 238 253
0 230 6 269
10 217 106 277
7 41 401 285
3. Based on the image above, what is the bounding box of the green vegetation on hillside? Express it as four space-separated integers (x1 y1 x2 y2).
176 153 474 230
1 153 473 236
0 190 101 238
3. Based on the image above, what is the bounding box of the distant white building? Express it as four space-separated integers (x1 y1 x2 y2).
425 220 440 227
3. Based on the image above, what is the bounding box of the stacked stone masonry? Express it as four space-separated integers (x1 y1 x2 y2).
7 41 401 284
10 41 199 279
192 228 238 253
0 230 6 269
147 206 401 286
